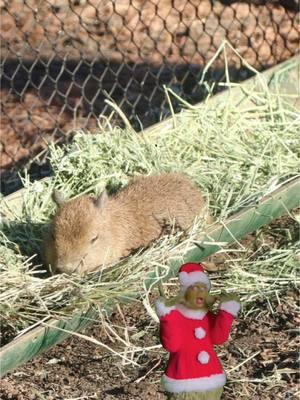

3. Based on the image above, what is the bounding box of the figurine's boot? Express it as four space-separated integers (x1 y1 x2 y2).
167 387 223 400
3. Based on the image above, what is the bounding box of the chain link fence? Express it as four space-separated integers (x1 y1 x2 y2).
1 0 299 194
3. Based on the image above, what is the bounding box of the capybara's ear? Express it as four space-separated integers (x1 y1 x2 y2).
94 190 108 209
52 190 66 207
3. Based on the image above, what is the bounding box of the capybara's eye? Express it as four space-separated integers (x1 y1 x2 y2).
90 235 99 244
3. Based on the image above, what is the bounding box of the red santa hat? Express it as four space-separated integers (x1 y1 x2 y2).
179 263 211 291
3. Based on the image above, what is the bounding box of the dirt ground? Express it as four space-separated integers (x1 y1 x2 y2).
1 291 299 400
1 0 300 181
1 214 299 399
1 0 299 65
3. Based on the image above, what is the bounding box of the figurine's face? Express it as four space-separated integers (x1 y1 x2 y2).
182 282 210 310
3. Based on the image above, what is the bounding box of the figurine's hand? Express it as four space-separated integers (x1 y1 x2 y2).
157 296 168 306
218 292 241 317
155 296 178 319
157 292 184 307
219 292 240 303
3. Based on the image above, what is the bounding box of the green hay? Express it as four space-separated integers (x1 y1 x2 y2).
0 55 299 344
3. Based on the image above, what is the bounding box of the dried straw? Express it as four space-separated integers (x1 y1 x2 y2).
1 47 299 344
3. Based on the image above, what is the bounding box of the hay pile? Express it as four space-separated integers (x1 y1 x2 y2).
1 66 299 345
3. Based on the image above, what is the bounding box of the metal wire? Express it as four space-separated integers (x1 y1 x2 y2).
1 0 299 194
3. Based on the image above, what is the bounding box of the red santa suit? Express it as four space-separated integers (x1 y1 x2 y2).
156 263 240 394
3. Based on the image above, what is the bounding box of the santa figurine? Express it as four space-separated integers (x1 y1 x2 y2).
155 262 240 400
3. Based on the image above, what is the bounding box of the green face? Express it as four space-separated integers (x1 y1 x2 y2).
181 282 209 310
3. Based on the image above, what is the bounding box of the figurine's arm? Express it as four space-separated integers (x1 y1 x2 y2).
155 299 182 353
209 299 240 345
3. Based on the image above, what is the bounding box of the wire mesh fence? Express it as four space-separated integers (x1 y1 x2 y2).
1 0 299 194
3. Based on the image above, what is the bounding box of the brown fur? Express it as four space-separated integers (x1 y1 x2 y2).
44 173 211 275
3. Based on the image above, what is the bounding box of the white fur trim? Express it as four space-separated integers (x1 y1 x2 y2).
220 300 240 317
194 327 206 340
155 299 176 318
176 304 207 320
162 372 226 393
179 271 211 290
197 351 210 364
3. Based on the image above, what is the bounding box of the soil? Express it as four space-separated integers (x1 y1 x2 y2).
1 213 299 399
1 0 300 192
0 291 299 400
